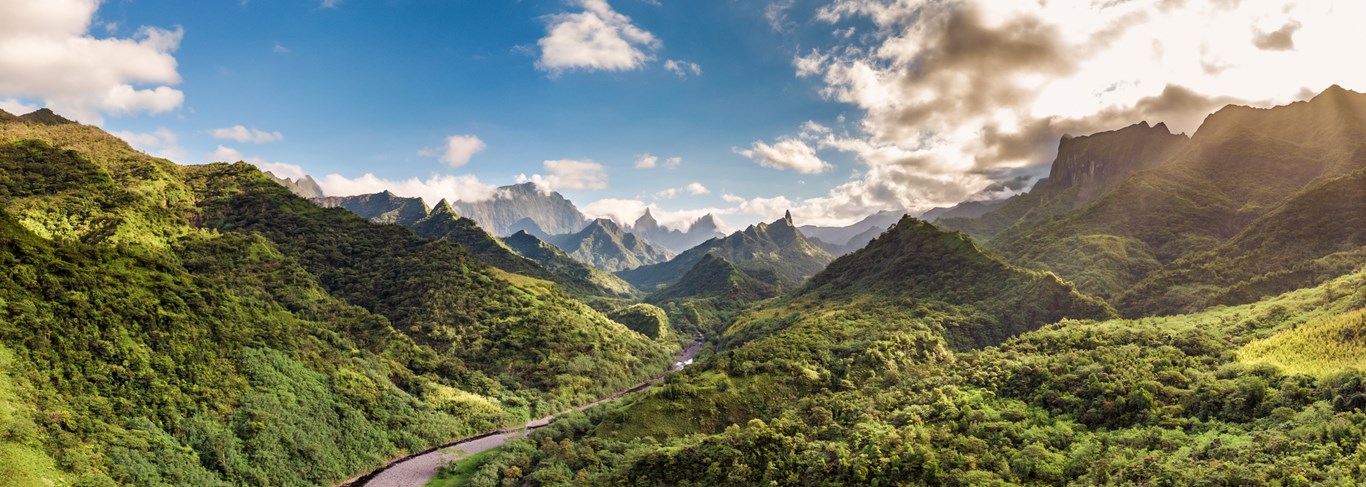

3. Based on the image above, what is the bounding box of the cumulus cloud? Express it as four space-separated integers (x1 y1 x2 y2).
735 137 831 174
664 59 702 78
318 173 497 207
761 0 1366 224
635 153 680 168
653 181 709 200
429 134 486 168
0 0 184 124
516 159 608 192
210 125 284 144
212 145 243 162
537 0 660 75
634 153 658 168
111 127 186 161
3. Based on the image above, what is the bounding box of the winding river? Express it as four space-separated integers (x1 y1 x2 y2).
340 337 705 487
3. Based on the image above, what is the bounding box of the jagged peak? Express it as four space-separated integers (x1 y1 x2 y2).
430 198 457 217
783 210 794 224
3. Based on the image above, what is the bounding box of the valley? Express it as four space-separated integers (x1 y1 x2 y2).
2 2 1365 485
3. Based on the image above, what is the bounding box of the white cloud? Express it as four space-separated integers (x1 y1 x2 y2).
634 153 658 168
664 59 702 78
757 0 1366 225
318 173 497 207
0 0 184 124
273 42 290 54
111 127 186 161
321 0 341 8
635 153 681 169
684 182 709 195
654 188 679 199
212 145 243 162
735 138 831 174
0 98 38 115
581 198 734 233
433 134 486 168
515 159 608 192
210 125 284 144
537 0 660 75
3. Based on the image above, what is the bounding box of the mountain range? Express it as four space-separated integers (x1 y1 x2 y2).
7 83 1366 486
445 85 1366 486
544 218 673 272
630 209 726 254
309 191 636 298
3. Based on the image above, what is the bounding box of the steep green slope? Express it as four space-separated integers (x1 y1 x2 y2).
1240 306 1366 377
546 218 672 272
645 254 779 332
989 86 1366 301
460 264 1366 487
502 230 637 298
0 116 671 485
1119 168 1366 315
184 163 671 409
940 121 1188 240
618 211 833 293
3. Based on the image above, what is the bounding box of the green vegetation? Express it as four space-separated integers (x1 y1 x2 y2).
502 230 638 299
545 218 672 272
619 211 832 294
456 269 1366 487
428 447 504 487
0 117 672 485
606 304 671 340
1240 306 1366 377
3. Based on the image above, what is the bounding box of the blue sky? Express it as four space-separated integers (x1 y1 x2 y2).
3 0 1364 229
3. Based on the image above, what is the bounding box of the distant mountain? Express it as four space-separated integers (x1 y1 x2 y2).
988 85 1366 306
631 209 726 254
0 108 13 121
940 121 1189 240
620 211 833 294
546 218 672 272
311 190 428 225
919 198 1007 222
812 223 888 257
799 210 903 247
503 230 638 298
740 216 1116 349
648 253 778 305
450 182 587 236
313 192 635 298
265 171 325 199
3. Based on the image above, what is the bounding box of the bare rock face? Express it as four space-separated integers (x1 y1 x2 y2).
1047 121 1188 204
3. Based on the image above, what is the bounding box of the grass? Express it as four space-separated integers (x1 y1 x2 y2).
426 447 502 487
1238 306 1366 377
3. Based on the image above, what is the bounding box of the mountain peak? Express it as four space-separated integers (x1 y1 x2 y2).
431 198 457 217
783 210 793 224
17 108 76 126
1045 120 1188 202
589 217 622 233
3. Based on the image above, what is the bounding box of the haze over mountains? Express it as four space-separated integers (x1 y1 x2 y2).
4 83 1366 485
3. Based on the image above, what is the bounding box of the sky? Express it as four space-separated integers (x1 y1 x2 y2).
2 0 1365 230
